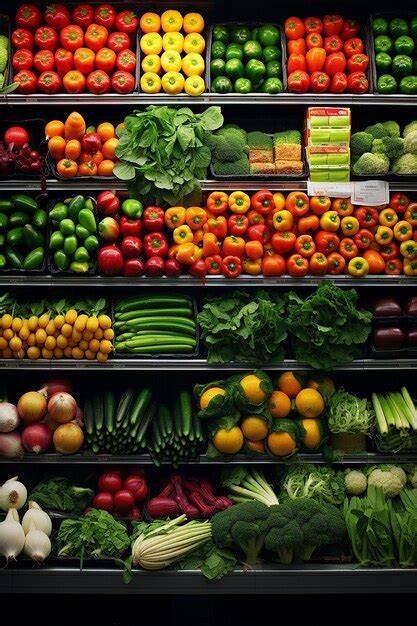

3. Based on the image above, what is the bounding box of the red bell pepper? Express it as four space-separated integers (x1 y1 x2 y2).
309 252 328 275
327 252 346 274
206 191 228 215
287 70 310 93
120 216 142 238
96 191 120 216
145 256 164 277
142 206 164 232
354 228 374 249
343 38 364 57
245 240 264 260
285 17 305 40
390 193 410 214
12 49 34 71
14 69 37 94
33 49 54 72
295 234 316 257
347 54 369 73
205 255 222 275
271 231 296 254
97 245 123 276
347 72 368 93
306 47 326 73
288 38 306 55
354 206 378 228
54 48 73 74
340 19 361 41
314 231 340 254
247 224 271 244
310 71 330 93
35 26 59 51
207 216 227 239
330 72 348 93
123 258 144 277
38 70 62 94
385 259 402 275
251 189 275 214
16 4 43 31
339 238 358 259
262 254 286 276
95 4 116 29
143 232 168 258
228 214 249 236
287 53 307 73
221 255 242 278
323 15 343 36
324 52 346 77
107 32 130 53
380 242 400 260
297 215 320 234
287 254 309 277
73 4 95 29
115 10 138 33
44 3 72 30
12 28 34 50
189 259 207 278
324 35 343 54
304 17 323 34
306 32 323 49
247 209 265 226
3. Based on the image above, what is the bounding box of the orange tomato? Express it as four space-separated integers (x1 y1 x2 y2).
78 161 98 176
80 151 103 165
102 137 118 160
140 12 161 33
97 159 115 176
45 120 65 139
64 111 86 140
65 139 82 160
97 122 115 142
57 158 78 177
183 12 205 33
48 135 66 161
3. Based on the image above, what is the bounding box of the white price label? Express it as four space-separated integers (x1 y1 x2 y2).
307 181 352 198
352 180 389 206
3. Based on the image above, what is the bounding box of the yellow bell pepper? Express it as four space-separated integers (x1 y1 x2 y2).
341 216 359 236
348 257 369 277
183 33 205 54
140 32 163 55
182 53 205 77
141 54 161 74
375 225 393 245
320 210 340 232
272 210 293 231
184 75 205 96
405 203 417 226
161 71 184 94
165 207 186 229
379 208 398 227
161 50 182 72
403 259 417 276
394 220 413 241
183 12 205 33
161 9 183 33
400 240 417 260
273 192 286 210
140 72 161 94
228 191 250 214
242 257 262 275
162 32 184 53
173 224 193 244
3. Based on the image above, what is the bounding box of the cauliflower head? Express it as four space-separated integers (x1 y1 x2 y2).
367 467 404 498
344 470 367 495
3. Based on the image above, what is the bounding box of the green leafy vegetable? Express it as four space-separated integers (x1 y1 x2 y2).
197 290 287 364
29 477 93 514
174 540 237 580
278 464 346 505
326 389 374 434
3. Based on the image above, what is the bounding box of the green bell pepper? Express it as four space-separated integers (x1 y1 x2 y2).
375 35 393 54
211 75 233 93
225 43 243 61
251 27 259 40
5 246 23 269
234 77 252 93
49 231 64 251
32 209 47 230
400 75 417 94
59 218 75 236
377 73 398 93
395 35 414 55
63 235 78 256
231 26 251 44
54 249 69 271
50 202 68 223
372 17 388 36
0 234 5 247
211 41 226 59
390 18 409 38
75 224 90 239
0 213 8 230
84 235 99 252
70 261 89 273
74 246 90 262
23 247 44 271
410 16 417 37
0 200 13 212
243 40 263 60
245 59 266 84
78 209 97 234
263 46 281 63
262 77 283 94
7 227 24 247
121 199 143 219
375 52 392 73
67 195 86 221
266 60 281 78
0 255 6 269
210 58 226 77
392 54 414 78
23 224 44 249
213 25 229 43
225 58 244 80
258 24 280 46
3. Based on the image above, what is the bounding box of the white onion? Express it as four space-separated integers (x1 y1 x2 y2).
24 521 51 563
0 508 25 561
0 432 24 458
0 476 27 511
0 403 20 433
22 502 52 537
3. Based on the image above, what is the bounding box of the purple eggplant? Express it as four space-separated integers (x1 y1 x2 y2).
406 297 417 317
373 327 406 350
371 298 402 317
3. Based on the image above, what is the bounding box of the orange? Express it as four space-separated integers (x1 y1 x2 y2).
239 374 266 404
267 431 297 457
277 371 302 398
300 418 322 449
102 137 118 160
199 386 225 411
140 12 161 33
45 120 64 138
48 135 66 161
268 390 291 418
246 439 265 454
97 122 115 142
295 388 324 418
65 139 81 161
97 159 115 176
212 427 243 454
241 416 268 441
53 422 84 454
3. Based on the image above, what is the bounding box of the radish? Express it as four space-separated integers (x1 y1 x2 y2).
98 472 123 494
22 423 52 454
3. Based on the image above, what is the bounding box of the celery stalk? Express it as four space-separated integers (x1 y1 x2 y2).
390 392 412 430
386 393 409 430
372 392 388 435
378 393 396 429
401 387 417 431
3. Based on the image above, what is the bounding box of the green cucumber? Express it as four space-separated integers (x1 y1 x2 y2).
10 194 38 213
32 209 47 230
104 390 115 434
115 295 192 313
9 211 29 228
117 307 193 321
93 393 104 432
129 388 152 432
136 401 157 446
179 390 192 437
83 397 94 436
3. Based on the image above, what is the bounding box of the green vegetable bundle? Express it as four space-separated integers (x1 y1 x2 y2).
326 389 374 434
278 464 346 505
29 477 93 514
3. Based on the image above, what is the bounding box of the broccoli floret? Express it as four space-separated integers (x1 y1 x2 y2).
264 504 303 565
371 136 404 158
382 120 401 138
274 130 301 145
211 501 270 565
212 157 250 176
345 470 367 495
404 130 417 155
391 153 417 175
210 133 248 162
247 131 273 149
351 131 374 155
403 121 417 138
364 123 390 139
352 152 390 175
217 124 247 143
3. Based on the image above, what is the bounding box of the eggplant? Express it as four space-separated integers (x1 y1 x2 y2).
371 298 402 317
407 328 417 347
372 327 406 350
406 296 417 317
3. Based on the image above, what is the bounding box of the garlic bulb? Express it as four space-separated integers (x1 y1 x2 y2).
22 501 52 537
0 476 27 511
0 508 25 561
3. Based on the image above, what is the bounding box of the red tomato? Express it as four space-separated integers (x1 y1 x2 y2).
116 49 136 72
33 49 55 72
44 4 72 31
38 70 62 94
111 70 135 93
15 4 43 31
94 4 116 29
115 10 138 33
107 31 130 53
113 490 135 514
4 127 29 148
11 28 34 50
12 49 33 71
34 26 59 51
73 4 94 29
60 25 84 52
13 69 38 94
86 69 111 94
98 472 123 494
92 492 113 512
95 47 116 73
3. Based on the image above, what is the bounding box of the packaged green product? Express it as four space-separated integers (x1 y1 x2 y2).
310 169 330 182
310 129 331 143
327 153 350 165
310 116 329 127
329 168 350 182
328 128 350 143
309 154 328 166
328 116 350 128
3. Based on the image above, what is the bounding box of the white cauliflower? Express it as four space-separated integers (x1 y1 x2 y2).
345 470 367 495
367 466 405 498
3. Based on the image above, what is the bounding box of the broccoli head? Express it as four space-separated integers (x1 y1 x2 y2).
382 120 401 138
217 124 247 143
364 123 390 139
212 157 251 176
351 131 374 155
391 153 417 175
210 133 248 163
264 504 303 565
211 500 270 565
352 152 390 175
404 130 417 155
371 136 404 159
403 121 417 137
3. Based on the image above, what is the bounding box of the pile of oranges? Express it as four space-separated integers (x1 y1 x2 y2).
46 112 120 178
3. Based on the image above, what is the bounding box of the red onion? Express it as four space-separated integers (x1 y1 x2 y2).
39 378 73 398
81 132 101 155
22 423 52 454
47 392 78 424
0 432 24 458
0 403 20 433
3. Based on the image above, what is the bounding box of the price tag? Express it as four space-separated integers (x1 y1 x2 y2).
307 181 352 198
352 180 389 206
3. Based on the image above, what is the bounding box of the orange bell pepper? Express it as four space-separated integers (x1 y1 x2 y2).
165 206 186 229
173 224 193 244
207 216 227 239
242 257 262 275
206 191 228 215
205 254 222 275
404 203 417 227
228 191 250 214
223 235 246 257
310 195 331 214
331 198 353 217
193 228 205 245
297 214 320 234
185 206 207 230
245 240 264 260
285 191 310 217
175 242 202 265
202 232 220 257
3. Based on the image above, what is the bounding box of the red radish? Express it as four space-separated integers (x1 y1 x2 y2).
39 379 73 398
123 476 148 502
0 432 24 458
4 127 29 149
113 489 135 514
22 423 52 454
47 392 78 424
98 472 123 494
92 492 113 512
17 391 47 423
127 506 142 520
0 402 20 433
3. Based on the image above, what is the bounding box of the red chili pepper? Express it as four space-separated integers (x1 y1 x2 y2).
120 216 142 238
143 232 168 258
324 35 343 54
247 209 265 226
347 53 369 73
347 71 368 94
390 193 410 214
324 52 346 77
271 231 296 254
354 206 379 228
142 206 164 232
354 228 374 249
251 189 275 214
287 254 309 277
330 71 348 93
327 252 346 274
343 38 364 57
314 231 340 254
339 237 358 259
323 15 344 36
228 214 249 236
380 242 400 260
340 19 361 41
384 259 402 275
310 71 330 93
221 255 242 278
247 224 271 244
205 254 222 275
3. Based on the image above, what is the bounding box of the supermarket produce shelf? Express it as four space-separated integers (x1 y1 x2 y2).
0 452 414 464
0 358 415 370
1 565 417 594
3 275 417 287
3 93 417 106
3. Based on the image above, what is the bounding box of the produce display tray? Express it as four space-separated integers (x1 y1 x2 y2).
0 14 11 92
0 118 49 180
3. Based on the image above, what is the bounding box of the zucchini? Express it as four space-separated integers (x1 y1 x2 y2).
93 393 104 432
129 388 152 434
10 194 38 213
125 345 194 354
173 398 183 438
115 295 192 313
104 391 115 434
83 397 94 436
